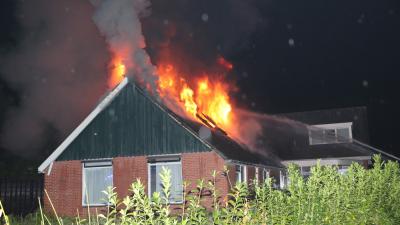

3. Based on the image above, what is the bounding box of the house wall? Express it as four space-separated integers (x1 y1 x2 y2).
44 152 229 217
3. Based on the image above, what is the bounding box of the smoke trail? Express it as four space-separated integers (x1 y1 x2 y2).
90 0 158 90
231 109 308 157
0 0 109 157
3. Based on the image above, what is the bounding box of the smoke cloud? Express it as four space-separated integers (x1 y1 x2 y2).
0 0 109 157
233 109 308 159
0 0 267 159
142 0 265 75
90 0 157 90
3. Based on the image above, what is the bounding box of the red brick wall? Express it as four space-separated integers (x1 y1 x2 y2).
181 152 229 210
44 160 112 218
44 152 230 217
113 156 148 198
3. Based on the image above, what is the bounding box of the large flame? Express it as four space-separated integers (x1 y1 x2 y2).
157 64 233 131
108 54 235 134
108 55 126 88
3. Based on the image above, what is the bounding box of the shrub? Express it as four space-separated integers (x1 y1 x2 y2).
1 155 399 224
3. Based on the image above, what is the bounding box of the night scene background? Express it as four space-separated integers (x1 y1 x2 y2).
0 0 399 176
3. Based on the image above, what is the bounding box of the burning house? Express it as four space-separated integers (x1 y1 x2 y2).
37 76 400 216
35 0 400 217
37 77 283 216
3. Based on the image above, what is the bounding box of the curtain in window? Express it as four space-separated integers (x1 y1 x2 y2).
83 166 113 205
150 163 182 203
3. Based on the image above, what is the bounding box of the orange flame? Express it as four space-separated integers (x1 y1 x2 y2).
107 55 235 134
157 64 234 131
108 55 126 88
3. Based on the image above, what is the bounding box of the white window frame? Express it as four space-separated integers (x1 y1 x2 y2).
262 168 270 180
82 160 113 207
255 167 259 182
235 165 247 183
279 170 288 189
147 161 183 204
308 122 353 145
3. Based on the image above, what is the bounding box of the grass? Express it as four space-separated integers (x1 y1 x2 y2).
1 154 400 224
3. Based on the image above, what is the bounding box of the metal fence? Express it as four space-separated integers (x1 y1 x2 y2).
0 176 44 216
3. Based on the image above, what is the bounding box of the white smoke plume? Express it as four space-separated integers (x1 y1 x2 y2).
90 0 158 90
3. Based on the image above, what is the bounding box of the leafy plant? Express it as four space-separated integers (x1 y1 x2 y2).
1 154 400 224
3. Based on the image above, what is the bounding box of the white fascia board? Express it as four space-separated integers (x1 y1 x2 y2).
38 78 129 173
310 122 353 129
281 155 372 167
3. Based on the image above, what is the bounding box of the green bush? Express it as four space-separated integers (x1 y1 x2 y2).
1 155 399 224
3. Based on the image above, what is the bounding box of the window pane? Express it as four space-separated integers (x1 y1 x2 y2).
241 166 246 183
168 164 183 202
150 165 158 195
310 129 324 145
337 128 351 142
323 129 336 143
149 163 182 203
235 165 242 183
83 166 112 205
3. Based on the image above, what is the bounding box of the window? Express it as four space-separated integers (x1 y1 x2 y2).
338 165 349 175
300 166 311 179
262 168 270 181
82 161 113 206
235 165 247 183
148 161 183 203
279 170 289 189
255 167 259 182
308 122 353 145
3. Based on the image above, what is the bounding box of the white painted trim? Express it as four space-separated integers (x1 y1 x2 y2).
243 165 248 183
38 78 129 173
262 168 270 180
352 139 400 161
279 170 287 189
234 164 249 183
226 159 283 170
308 122 353 145
47 162 53 176
147 161 183 204
312 122 353 129
281 155 371 167
255 167 259 182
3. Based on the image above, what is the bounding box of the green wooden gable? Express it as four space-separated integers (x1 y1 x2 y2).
57 81 211 161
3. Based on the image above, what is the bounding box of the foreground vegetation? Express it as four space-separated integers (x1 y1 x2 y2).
1 155 400 225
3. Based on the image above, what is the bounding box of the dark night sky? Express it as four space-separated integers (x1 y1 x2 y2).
0 0 399 174
234 0 400 156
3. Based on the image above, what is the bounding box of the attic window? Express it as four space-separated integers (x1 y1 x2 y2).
308 122 353 145
82 160 113 206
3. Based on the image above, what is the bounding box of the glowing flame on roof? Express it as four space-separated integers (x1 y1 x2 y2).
157 64 233 132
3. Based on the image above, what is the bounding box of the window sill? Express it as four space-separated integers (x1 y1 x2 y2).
82 204 110 207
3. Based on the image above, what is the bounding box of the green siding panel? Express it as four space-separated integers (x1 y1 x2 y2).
58 82 211 161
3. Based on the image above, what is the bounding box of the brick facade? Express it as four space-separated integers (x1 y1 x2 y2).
44 152 234 217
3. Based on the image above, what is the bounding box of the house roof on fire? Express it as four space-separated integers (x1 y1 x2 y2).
38 77 283 173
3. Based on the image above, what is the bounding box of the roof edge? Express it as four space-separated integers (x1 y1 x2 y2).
38 78 129 173
352 140 400 161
